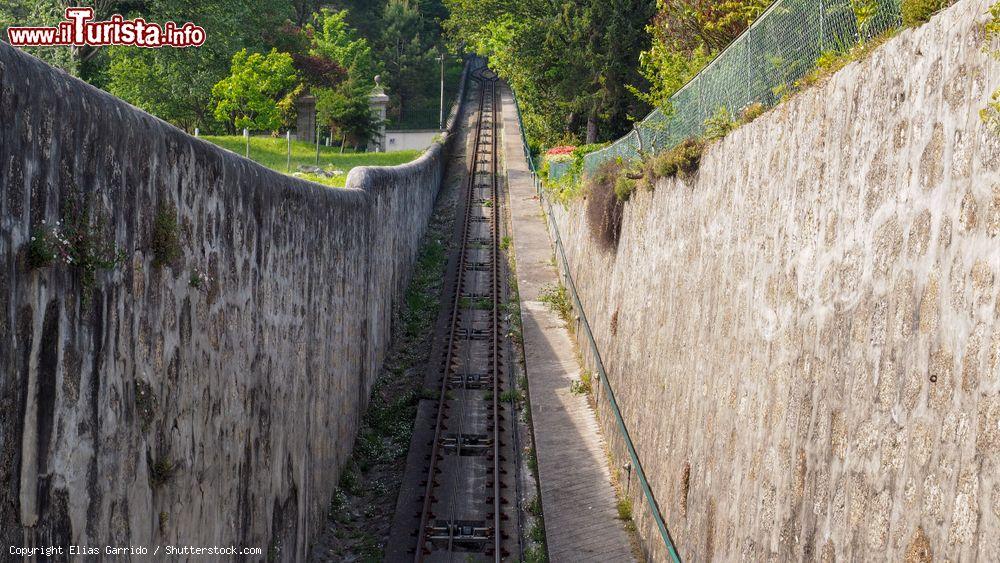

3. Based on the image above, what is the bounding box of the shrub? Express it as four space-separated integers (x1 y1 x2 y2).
704 106 735 141
901 0 945 26
738 102 766 125
571 142 609 159
614 176 637 202
151 205 182 268
585 160 625 250
648 138 705 181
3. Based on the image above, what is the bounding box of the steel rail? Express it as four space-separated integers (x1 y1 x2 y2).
414 66 503 562
487 76 502 561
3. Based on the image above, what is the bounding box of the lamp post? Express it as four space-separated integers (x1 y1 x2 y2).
437 51 445 131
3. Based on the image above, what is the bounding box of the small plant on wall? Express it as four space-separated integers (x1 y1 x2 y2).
150 457 176 487
151 203 182 268
189 267 213 291
25 194 126 302
982 2 1000 133
26 225 58 269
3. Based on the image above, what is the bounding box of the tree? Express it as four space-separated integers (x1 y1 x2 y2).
638 0 769 107
444 0 655 145
379 0 435 125
1 0 81 75
314 77 378 148
211 48 300 132
104 0 292 132
307 8 374 82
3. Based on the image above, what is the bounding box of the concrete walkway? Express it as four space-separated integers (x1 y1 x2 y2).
499 84 636 563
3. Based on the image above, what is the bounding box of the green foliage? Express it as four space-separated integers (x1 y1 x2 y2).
30 198 127 300
445 0 654 145
314 78 378 147
570 371 593 396
539 142 612 205
150 458 175 487
639 0 769 108
572 143 610 159
617 497 633 522
379 0 437 125
738 102 766 124
647 137 704 181
402 238 447 340
614 176 638 202
539 283 573 324
459 296 492 310
525 510 549 563
26 226 56 269
212 49 300 131
105 0 293 132
528 495 543 516
0 0 78 74
308 8 375 80
499 388 523 403
984 3 1000 134
189 268 209 290
851 0 879 34
792 29 896 95
988 1 1000 41
151 205 182 269
901 0 945 26
704 106 735 141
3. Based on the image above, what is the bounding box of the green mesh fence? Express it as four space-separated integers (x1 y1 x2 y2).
582 0 901 175
547 159 573 181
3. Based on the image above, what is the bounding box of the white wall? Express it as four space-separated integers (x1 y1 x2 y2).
384 129 442 152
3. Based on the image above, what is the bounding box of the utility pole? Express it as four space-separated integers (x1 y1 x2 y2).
438 51 445 131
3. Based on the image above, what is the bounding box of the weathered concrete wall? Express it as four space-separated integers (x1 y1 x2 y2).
548 1 1000 560
0 44 466 558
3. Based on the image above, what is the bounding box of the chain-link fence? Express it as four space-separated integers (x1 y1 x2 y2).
581 0 901 175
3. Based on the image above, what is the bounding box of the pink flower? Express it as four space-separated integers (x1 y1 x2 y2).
545 145 576 156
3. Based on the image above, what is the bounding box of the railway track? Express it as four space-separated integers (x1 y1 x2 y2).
389 65 516 562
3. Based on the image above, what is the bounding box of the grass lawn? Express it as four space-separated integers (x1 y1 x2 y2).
202 135 423 187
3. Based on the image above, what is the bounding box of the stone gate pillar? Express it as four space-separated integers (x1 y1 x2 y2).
368 76 389 152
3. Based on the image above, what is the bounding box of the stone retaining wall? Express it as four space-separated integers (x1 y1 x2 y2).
547 1 1000 559
0 44 466 559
